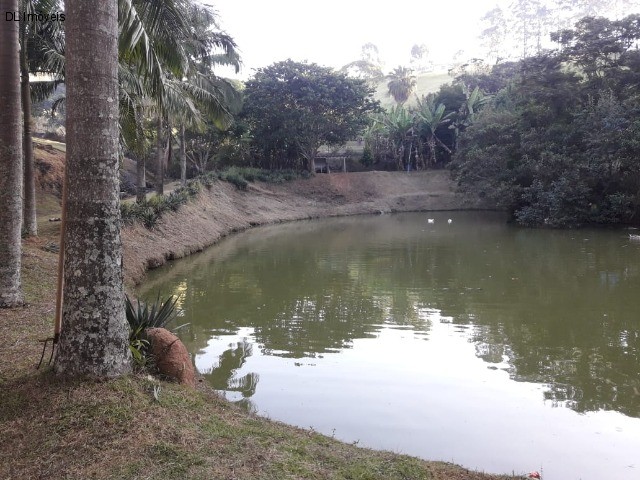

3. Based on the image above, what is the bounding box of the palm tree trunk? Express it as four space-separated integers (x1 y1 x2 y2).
54 0 131 377
0 0 24 308
156 118 164 195
20 19 37 237
136 154 146 203
179 124 186 185
164 124 172 180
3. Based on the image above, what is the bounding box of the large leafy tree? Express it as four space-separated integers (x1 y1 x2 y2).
243 60 379 173
54 0 131 377
479 6 508 64
340 60 383 82
409 43 430 72
0 0 24 308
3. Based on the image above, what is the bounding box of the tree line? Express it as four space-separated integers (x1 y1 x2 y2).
453 14 640 227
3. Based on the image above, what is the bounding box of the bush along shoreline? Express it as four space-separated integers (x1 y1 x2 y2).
121 168 304 229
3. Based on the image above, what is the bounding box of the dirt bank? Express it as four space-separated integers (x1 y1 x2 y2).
123 170 491 286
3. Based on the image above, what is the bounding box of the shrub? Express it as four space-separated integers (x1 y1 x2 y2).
120 180 203 229
139 206 159 229
185 179 202 196
361 147 374 167
219 168 249 190
217 167 301 188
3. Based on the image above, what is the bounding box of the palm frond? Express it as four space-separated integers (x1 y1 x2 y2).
30 79 63 103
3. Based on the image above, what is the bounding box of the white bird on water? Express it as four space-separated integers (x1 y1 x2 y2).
427 218 435 224
447 219 453 224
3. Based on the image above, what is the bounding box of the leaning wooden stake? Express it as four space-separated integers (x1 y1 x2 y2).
54 162 68 345
37 167 66 369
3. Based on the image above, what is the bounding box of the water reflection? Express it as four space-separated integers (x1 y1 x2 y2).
203 339 259 397
141 212 640 417
140 212 640 479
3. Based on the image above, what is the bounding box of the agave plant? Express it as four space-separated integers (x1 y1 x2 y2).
125 293 185 364
125 293 181 331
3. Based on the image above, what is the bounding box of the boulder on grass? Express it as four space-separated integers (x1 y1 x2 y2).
144 327 195 387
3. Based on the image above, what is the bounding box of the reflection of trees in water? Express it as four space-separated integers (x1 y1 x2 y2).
160 219 438 358
204 340 259 407
465 316 640 416
440 230 640 417
142 213 640 417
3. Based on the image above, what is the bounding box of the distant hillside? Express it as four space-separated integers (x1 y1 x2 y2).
373 71 451 109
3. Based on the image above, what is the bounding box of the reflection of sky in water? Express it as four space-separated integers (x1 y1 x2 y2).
194 308 640 480
141 212 640 480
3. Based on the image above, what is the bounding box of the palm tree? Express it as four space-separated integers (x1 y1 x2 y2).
20 8 37 236
416 97 454 166
31 0 241 201
19 0 65 237
0 0 24 308
387 66 416 105
54 0 131 377
118 0 241 199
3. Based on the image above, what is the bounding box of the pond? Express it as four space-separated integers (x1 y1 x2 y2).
139 211 640 480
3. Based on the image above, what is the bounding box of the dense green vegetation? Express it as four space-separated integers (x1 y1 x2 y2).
361 84 486 171
452 15 640 227
241 60 380 172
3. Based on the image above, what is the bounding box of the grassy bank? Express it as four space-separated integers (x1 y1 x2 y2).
1 372 522 480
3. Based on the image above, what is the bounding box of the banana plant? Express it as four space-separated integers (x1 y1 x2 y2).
449 86 489 150
415 97 454 166
380 105 416 170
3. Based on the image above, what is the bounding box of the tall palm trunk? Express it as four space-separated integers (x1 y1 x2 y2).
156 118 164 195
20 18 37 237
0 0 24 308
55 0 131 377
179 124 186 185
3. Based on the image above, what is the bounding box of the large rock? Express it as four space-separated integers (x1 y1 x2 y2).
144 328 195 387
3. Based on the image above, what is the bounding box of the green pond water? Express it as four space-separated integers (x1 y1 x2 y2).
140 211 640 480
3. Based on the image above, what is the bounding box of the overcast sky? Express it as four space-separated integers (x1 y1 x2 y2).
207 0 504 78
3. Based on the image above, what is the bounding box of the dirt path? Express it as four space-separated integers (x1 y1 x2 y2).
123 170 493 286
